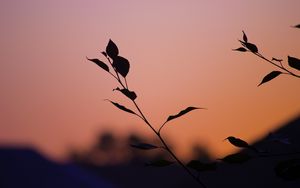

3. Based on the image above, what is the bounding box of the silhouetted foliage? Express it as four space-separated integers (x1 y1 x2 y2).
288 56 300 71
105 100 136 115
159 106 205 133
85 29 300 187
292 24 300 28
130 143 159 150
258 71 282 87
113 87 137 100
86 57 109 72
224 136 250 148
87 40 207 187
219 153 252 164
234 30 300 86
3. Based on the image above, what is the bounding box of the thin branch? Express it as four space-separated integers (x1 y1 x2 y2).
158 121 167 134
157 133 207 188
254 52 300 78
124 77 129 89
131 98 207 188
99 44 207 188
247 50 300 78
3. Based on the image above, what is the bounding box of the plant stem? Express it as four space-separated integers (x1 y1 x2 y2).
131 100 207 188
104 53 207 187
132 100 157 134
106 57 125 87
157 133 207 188
253 52 300 78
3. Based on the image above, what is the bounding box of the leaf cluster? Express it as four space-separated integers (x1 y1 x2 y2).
233 31 300 86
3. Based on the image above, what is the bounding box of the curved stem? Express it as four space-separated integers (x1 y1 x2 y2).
105 55 207 187
132 100 157 134
107 71 119 80
131 100 207 188
124 78 129 89
158 121 167 134
157 133 207 188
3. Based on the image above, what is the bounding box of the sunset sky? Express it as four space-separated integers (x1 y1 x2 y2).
0 0 299 161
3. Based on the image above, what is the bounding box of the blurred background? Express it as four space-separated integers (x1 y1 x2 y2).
0 0 299 187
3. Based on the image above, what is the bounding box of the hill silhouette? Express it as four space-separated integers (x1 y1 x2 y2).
0 116 299 188
0 147 116 188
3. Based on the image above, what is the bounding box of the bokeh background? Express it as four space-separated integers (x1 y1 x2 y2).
0 0 299 162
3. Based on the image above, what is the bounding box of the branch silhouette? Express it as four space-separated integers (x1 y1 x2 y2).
233 30 300 86
87 39 207 188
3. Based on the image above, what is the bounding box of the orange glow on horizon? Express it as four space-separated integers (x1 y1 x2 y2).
0 0 299 161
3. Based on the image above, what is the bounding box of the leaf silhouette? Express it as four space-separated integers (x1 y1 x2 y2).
113 87 137 100
288 56 300 71
166 107 203 123
106 100 136 115
219 153 251 164
86 57 109 72
101 51 107 57
113 56 130 77
224 136 249 148
258 71 282 86
271 57 283 63
240 40 258 53
242 30 248 43
187 160 217 172
145 159 174 167
293 24 300 28
106 39 119 59
233 47 247 52
275 158 300 180
130 143 159 150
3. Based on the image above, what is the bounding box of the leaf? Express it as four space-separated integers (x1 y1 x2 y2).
233 47 247 52
112 56 130 77
101 51 107 57
130 143 158 150
288 56 300 71
239 40 258 53
258 71 282 86
275 158 300 180
86 57 109 72
245 43 258 53
293 24 300 28
271 57 283 63
242 30 248 43
106 100 136 115
145 159 174 167
219 153 251 164
166 107 203 123
113 87 137 100
187 160 217 172
106 39 119 59
224 136 249 148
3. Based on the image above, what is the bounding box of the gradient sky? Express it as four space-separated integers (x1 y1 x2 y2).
0 0 299 161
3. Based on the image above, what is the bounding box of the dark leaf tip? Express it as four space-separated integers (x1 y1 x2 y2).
288 56 300 71
258 71 282 86
86 57 109 72
106 39 119 59
166 106 204 123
